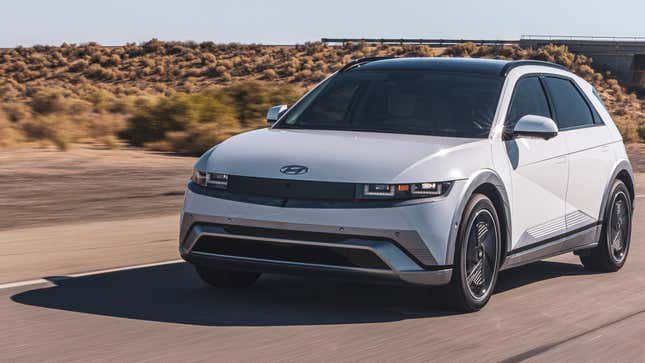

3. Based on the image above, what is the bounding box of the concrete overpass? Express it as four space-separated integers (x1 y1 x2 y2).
520 36 645 90
322 36 645 90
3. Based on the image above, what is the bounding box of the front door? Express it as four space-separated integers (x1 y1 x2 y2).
503 76 569 251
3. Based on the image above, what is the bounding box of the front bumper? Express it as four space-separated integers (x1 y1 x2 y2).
180 182 465 286
181 221 452 286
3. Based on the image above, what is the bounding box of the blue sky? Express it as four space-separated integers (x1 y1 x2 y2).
0 0 642 47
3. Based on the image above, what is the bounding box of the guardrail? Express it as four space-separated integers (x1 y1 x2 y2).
521 35 645 42
321 38 520 46
322 36 645 46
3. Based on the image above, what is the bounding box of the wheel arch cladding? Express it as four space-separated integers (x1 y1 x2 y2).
599 160 635 222
616 170 635 205
446 170 512 266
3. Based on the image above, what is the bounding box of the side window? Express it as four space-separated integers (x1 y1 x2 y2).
506 77 551 130
544 77 594 129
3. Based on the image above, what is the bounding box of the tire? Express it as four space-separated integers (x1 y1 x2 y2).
579 180 632 272
446 194 502 312
195 266 261 288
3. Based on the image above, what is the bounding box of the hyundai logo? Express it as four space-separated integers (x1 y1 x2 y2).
280 165 309 175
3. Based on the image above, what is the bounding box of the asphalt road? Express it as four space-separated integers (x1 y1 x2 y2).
1 187 644 361
0 215 181 284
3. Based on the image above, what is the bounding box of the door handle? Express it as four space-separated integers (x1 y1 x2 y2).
555 157 567 165
599 145 610 152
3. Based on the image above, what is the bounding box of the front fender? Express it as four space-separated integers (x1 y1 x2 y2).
444 169 511 265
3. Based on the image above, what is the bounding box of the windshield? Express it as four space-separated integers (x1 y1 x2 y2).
276 71 504 138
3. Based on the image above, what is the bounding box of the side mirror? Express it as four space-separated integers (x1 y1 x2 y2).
267 105 288 125
512 115 558 140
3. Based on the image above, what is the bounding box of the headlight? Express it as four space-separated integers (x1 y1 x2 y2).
357 181 452 199
191 169 208 186
191 169 228 189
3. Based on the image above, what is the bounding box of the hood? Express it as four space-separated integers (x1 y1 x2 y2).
196 128 492 183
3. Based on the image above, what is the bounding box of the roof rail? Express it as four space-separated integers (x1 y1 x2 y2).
500 60 568 76
339 56 396 72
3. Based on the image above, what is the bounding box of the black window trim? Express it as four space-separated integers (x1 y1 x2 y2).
540 74 606 132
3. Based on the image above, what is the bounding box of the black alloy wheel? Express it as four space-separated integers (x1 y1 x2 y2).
579 180 632 272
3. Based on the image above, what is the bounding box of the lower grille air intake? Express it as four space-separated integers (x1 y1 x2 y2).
192 236 390 270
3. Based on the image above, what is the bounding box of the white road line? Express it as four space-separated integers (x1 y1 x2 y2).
636 194 645 199
0 259 183 291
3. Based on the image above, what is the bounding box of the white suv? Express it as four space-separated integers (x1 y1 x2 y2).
180 57 634 311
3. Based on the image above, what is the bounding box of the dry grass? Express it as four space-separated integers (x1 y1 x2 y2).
0 40 644 153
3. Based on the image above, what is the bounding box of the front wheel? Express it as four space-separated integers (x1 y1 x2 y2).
194 266 261 288
446 194 501 312
579 180 632 272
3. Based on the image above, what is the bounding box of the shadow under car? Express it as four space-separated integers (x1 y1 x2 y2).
10 260 594 326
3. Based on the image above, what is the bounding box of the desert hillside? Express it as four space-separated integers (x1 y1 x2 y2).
1 40 644 153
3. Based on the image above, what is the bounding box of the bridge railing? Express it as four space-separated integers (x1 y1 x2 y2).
320 38 519 46
521 35 645 42
321 36 645 46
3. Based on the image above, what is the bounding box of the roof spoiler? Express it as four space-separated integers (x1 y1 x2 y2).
500 60 568 76
339 56 396 72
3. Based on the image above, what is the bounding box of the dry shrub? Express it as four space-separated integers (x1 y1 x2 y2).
310 70 326 82
201 53 217 65
444 42 478 57
105 54 121 67
221 81 300 124
0 111 23 147
614 116 641 143
122 92 238 146
68 59 88 72
220 72 232 81
122 81 298 154
638 117 645 142
86 64 115 80
296 69 312 81
85 90 115 113
1 40 644 151
614 107 628 116
263 68 277 79
106 96 135 114
146 123 239 155
29 89 67 114
2 103 31 121
576 65 595 80
79 113 127 140
19 116 78 150
98 134 121 149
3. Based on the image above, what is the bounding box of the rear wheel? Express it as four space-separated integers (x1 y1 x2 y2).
195 266 261 288
447 194 501 312
579 180 632 272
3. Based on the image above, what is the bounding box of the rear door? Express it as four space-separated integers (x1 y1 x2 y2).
504 76 569 251
542 76 613 232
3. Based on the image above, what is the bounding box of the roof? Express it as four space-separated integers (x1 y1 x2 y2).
353 57 510 75
349 57 568 76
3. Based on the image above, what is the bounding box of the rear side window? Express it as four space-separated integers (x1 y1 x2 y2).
506 77 551 130
544 77 594 129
